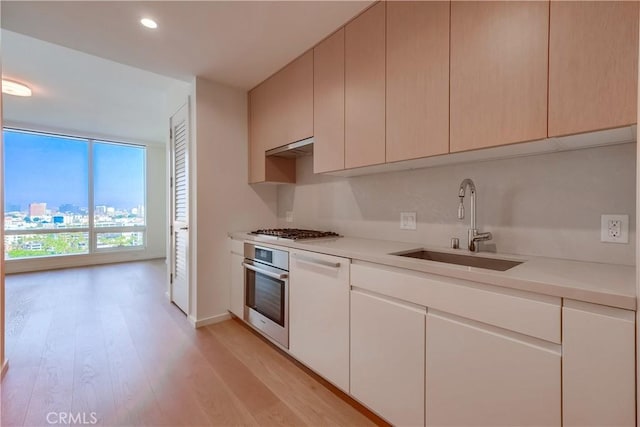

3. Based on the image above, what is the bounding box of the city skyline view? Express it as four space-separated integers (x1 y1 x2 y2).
4 129 145 211
3 129 147 259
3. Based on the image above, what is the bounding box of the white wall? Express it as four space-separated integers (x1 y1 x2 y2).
145 144 167 259
278 142 636 265
190 76 278 324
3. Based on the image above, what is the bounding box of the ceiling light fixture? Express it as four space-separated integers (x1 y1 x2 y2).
2 79 32 97
140 18 158 29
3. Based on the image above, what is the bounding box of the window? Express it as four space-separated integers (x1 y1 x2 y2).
3 129 146 260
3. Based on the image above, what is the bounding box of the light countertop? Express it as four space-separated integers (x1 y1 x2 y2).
229 232 636 310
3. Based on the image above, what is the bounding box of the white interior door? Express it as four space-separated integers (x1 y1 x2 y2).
170 103 190 314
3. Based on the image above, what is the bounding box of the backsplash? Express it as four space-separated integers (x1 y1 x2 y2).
277 142 636 265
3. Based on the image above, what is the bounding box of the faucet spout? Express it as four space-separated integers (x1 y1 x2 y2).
457 178 491 252
458 178 476 198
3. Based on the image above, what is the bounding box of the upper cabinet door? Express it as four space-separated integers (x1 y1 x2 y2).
548 1 639 137
248 93 265 183
345 2 386 169
248 51 313 152
277 50 314 147
450 1 549 152
314 29 345 174
386 1 449 162
248 51 311 183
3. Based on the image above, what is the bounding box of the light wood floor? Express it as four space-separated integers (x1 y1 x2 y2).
1 260 378 426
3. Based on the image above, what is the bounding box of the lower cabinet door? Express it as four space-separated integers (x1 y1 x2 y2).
350 290 425 426
562 300 635 427
229 242 245 318
289 250 350 392
426 311 561 427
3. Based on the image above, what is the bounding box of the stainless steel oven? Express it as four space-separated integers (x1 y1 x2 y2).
243 243 289 348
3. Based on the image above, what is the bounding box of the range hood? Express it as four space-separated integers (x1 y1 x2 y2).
265 137 314 158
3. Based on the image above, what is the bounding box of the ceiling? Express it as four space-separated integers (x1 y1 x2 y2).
1 1 372 145
1 0 373 89
2 30 189 144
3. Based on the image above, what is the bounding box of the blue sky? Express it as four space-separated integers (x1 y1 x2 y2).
4 129 145 212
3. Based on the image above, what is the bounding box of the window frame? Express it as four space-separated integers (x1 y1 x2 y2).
3 127 148 260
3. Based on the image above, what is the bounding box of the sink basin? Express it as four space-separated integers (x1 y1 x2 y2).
393 250 523 272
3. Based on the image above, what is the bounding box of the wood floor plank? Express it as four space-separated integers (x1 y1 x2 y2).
209 320 376 427
253 400 308 426
123 296 263 426
117 304 213 426
99 302 167 427
0 366 39 427
22 293 77 427
71 305 118 426
2 260 379 426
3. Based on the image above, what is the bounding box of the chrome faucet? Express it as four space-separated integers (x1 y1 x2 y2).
457 178 492 252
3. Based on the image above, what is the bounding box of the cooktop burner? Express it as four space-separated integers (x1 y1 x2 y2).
251 228 341 241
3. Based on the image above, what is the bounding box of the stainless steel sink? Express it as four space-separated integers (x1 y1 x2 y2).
393 250 523 272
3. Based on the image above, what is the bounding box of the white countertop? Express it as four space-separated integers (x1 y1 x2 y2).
229 232 636 310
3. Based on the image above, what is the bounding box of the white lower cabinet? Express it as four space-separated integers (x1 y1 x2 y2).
425 311 561 426
562 300 635 427
289 250 350 392
350 290 426 426
229 239 245 318
230 250 635 427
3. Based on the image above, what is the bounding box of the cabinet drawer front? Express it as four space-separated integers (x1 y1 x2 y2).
351 262 560 343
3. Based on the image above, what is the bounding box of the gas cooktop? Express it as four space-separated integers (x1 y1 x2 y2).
250 228 341 241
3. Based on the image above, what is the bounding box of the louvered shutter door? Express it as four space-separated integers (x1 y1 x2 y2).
170 103 190 314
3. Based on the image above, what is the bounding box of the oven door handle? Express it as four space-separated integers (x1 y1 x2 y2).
242 262 289 280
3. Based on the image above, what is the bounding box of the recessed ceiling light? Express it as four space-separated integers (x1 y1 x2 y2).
2 79 32 97
140 18 158 29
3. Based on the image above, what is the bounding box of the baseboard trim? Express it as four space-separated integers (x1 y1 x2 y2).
1 359 9 380
188 312 231 328
6 255 166 274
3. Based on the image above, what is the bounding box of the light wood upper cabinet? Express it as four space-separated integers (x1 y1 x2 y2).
248 132 295 184
248 51 312 183
549 1 639 137
277 50 314 147
562 300 635 427
249 50 313 151
450 1 549 152
313 29 345 174
345 2 386 169
248 100 265 184
386 1 449 162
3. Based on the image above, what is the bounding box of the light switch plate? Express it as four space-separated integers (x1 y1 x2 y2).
400 212 417 230
601 214 629 243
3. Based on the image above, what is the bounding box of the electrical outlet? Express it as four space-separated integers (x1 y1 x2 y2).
400 212 417 230
285 211 294 223
601 214 629 243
